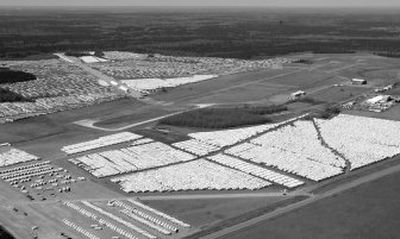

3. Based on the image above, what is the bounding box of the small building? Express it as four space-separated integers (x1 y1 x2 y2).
342 101 355 109
0 142 11 147
375 84 394 93
363 95 396 112
365 95 391 105
352 78 367 85
118 86 129 93
110 81 118 86
289 90 306 100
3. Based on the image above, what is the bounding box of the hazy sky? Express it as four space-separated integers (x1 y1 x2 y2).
1 0 400 7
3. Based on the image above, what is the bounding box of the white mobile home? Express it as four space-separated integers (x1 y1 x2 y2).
352 78 367 85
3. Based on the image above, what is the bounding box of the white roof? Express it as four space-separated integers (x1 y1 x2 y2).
366 95 390 104
80 56 108 63
291 90 306 95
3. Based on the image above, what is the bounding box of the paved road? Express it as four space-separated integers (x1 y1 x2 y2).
138 192 309 201
55 53 142 98
74 103 213 131
74 110 187 131
192 69 304 103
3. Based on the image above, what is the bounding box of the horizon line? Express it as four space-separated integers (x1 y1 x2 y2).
1 5 400 8
0 3 400 8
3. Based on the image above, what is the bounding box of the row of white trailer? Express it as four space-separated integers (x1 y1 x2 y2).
172 139 221 156
82 201 156 239
63 219 100 239
91 51 294 82
63 199 191 239
111 159 272 193
62 113 400 194
208 154 304 188
1 163 53 181
71 141 196 178
112 199 188 235
121 75 217 92
227 142 344 182
64 201 144 239
113 201 181 234
0 160 50 175
186 114 309 148
315 114 400 170
62 132 142 155
0 58 124 124
4 167 64 183
0 148 40 167
0 92 122 124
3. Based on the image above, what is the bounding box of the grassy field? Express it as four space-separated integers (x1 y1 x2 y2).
152 69 295 104
221 171 400 239
144 197 285 229
0 97 142 143
93 104 174 128
194 81 296 104
306 86 370 103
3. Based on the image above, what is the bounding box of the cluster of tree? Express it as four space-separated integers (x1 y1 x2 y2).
295 97 326 105
319 106 341 119
0 69 36 84
64 51 92 57
65 50 105 58
293 59 313 64
374 52 400 58
2 10 400 60
94 50 105 57
0 226 15 239
0 51 56 60
307 105 342 120
159 105 287 129
240 104 288 114
0 88 33 103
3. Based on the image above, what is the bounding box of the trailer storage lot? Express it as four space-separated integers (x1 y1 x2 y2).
0 59 124 123
1 52 400 239
91 53 293 80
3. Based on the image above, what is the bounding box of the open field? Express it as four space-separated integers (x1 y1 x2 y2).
145 197 285 229
221 171 400 239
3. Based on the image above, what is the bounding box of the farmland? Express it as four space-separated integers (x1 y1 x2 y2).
0 7 400 239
